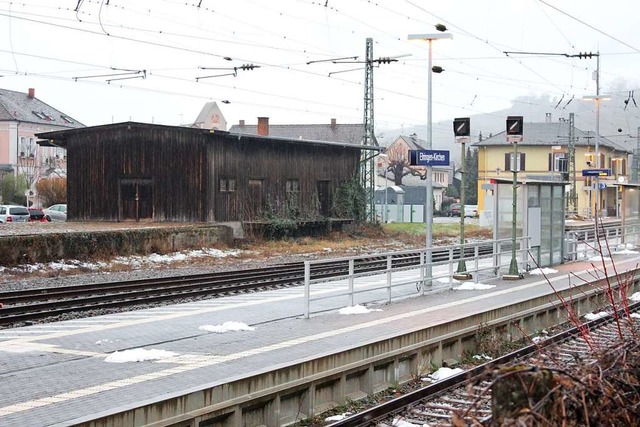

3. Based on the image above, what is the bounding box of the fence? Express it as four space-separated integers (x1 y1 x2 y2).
303 237 530 318
303 222 640 318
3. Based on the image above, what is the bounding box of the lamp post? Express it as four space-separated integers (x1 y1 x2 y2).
453 117 472 280
408 26 452 289
505 116 524 280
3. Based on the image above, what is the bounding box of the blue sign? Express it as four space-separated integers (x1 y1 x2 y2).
581 168 611 177
409 150 450 166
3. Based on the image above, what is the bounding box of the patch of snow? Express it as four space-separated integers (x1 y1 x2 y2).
584 312 609 320
615 249 639 255
587 256 612 262
325 413 352 422
529 267 558 275
0 247 243 278
532 336 547 344
390 417 423 427
95 339 113 345
338 304 383 315
105 348 178 363
199 321 255 333
453 282 495 290
631 313 640 319
630 292 640 302
472 354 492 361
423 367 463 382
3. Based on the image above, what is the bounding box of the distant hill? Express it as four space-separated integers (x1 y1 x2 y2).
377 89 640 164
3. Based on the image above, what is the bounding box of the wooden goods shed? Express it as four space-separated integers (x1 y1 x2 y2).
37 122 370 223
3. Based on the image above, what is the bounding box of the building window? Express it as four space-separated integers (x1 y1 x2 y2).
61 115 74 124
505 152 526 172
286 179 300 210
219 178 236 193
548 152 567 172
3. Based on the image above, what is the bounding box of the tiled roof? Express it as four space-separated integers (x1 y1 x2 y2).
229 122 364 145
473 121 629 153
0 88 84 128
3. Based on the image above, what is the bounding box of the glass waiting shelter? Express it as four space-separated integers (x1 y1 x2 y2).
490 178 565 268
619 182 640 247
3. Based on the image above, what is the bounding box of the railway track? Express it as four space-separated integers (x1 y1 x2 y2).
0 244 494 325
328 301 640 426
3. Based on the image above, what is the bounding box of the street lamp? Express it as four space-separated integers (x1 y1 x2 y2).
582 52 610 246
408 25 452 289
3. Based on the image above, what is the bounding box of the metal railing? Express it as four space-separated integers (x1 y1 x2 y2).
303 237 530 318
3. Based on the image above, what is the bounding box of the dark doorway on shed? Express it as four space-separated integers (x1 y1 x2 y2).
247 179 264 219
317 180 331 216
120 179 153 221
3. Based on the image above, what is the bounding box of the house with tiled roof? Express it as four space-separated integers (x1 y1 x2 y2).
229 117 364 145
378 134 452 214
191 101 227 130
0 87 84 191
474 119 631 218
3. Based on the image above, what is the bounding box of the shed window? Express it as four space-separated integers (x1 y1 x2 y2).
286 179 299 194
219 178 236 193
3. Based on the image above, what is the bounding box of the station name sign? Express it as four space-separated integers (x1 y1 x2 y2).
409 149 450 166
581 168 611 177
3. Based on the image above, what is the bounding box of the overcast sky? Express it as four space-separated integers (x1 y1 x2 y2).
1 0 639 137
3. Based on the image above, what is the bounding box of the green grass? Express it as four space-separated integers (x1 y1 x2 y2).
383 222 491 239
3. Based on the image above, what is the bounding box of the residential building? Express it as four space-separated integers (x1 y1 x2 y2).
474 120 631 218
0 87 83 189
379 134 452 211
191 101 227 130
229 117 363 145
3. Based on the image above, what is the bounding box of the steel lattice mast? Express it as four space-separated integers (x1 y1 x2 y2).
361 38 378 223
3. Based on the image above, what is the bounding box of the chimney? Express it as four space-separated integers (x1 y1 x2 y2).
257 117 269 136
28 88 35 98
330 118 337 129
545 113 552 123
239 119 245 127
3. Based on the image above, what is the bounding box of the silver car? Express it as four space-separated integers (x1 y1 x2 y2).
43 204 67 222
0 205 30 223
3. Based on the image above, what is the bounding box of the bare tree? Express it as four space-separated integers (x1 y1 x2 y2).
384 142 425 185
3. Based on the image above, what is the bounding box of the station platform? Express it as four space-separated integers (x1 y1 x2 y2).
1 251 639 426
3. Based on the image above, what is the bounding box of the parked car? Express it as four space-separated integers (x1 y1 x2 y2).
28 207 50 222
447 203 462 217
43 204 67 222
0 205 30 223
464 205 478 218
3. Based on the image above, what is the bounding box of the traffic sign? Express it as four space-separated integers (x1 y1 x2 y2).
506 116 523 135
409 149 450 166
453 117 470 137
581 169 611 177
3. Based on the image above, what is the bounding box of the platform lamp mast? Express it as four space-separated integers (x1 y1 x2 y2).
505 116 524 280
453 117 472 280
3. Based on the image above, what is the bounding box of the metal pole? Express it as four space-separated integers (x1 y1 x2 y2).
424 38 433 287
454 142 471 279
594 52 600 243
507 144 521 277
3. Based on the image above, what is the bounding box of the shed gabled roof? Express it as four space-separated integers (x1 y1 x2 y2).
0 88 84 127
473 121 630 153
229 122 364 145
36 121 380 151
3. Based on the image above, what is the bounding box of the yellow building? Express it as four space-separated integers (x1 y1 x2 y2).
474 121 631 218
